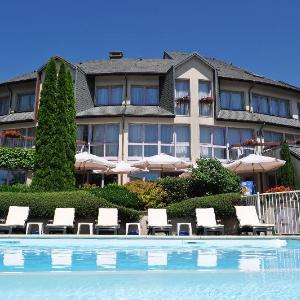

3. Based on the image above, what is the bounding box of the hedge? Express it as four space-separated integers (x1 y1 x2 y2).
0 191 140 222
167 193 243 219
0 147 35 170
87 184 144 210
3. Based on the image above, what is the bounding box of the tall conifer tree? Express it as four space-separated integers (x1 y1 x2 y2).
279 142 297 188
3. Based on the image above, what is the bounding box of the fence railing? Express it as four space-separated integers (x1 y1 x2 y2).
242 190 300 234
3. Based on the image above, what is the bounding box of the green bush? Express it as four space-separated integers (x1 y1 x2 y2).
0 147 35 170
125 181 168 208
167 193 242 219
0 191 140 222
0 183 32 193
189 159 241 197
158 176 190 204
86 184 144 210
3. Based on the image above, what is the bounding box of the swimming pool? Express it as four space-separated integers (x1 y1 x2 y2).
0 237 300 299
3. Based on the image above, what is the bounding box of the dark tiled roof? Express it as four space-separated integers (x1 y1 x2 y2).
0 71 37 85
77 105 174 118
0 112 34 124
290 146 300 159
217 110 300 129
165 51 300 92
77 58 173 74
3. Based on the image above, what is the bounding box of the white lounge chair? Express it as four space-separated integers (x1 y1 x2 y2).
196 208 224 235
235 206 275 235
95 208 120 235
0 206 29 234
147 209 172 235
47 208 75 234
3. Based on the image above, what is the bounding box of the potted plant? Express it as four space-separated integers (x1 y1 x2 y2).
199 96 214 103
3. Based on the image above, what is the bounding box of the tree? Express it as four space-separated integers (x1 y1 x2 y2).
32 59 76 190
279 142 297 188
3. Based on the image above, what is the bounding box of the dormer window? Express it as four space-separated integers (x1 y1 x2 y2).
16 93 35 112
220 91 244 111
0 96 10 116
252 94 290 117
96 86 123 106
131 86 159 105
175 80 190 115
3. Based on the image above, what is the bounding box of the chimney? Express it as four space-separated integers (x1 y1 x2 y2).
109 51 123 59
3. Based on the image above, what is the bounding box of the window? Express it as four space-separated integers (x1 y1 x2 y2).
95 86 123 105
16 93 35 112
129 171 161 182
161 125 190 158
90 124 119 158
128 124 190 159
220 91 244 110
128 124 158 158
227 128 255 160
0 96 9 115
175 80 190 115
252 94 290 117
131 86 159 105
285 134 300 142
0 169 26 186
264 131 283 143
200 126 226 159
199 81 212 117
76 125 89 142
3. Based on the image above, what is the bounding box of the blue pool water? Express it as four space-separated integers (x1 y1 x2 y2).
0 238 300 299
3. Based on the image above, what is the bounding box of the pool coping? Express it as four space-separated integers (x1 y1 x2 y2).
0 234 300 240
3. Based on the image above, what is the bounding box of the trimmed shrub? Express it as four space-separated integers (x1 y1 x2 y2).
279 142 297 189
167 193 242 219
0 191 140 222
158 176 190 204
189 159 241 197
0 147 35 170
0 183 32 193
125 180 168 208
86 184 144 210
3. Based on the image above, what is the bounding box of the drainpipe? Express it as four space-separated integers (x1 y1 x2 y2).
6 84 13 113
248 82 255 113
120 74 127 185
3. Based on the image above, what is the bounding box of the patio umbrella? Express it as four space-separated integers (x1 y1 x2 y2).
110 161 145 175
132 153 190 171
75 152 115 187
224 154 285 174
75 152 115 171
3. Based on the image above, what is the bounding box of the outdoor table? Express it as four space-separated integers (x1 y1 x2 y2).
77 222 94 235
26 222 44 235
177 223 192 236
126 223 141 235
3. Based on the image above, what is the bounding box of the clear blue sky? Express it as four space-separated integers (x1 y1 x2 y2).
1 0 300 86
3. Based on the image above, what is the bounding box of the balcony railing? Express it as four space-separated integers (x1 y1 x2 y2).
0 136 88 152
242 190 300 234
0 136 35 148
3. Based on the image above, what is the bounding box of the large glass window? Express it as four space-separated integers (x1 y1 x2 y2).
200 126 226 159
91 124 119 158
76 125 89 142
131 86 159 105
264 131 283 143
0 96 9 115
175 80 190 115
128 124 190 159
252 94 290 117
96 86 123 105
220 91 244 110
16 93 35 112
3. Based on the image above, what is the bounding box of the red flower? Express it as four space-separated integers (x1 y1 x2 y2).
265 186 292 193
3 130 22 138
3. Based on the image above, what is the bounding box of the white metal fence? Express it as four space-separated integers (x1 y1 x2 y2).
242 191 300 234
